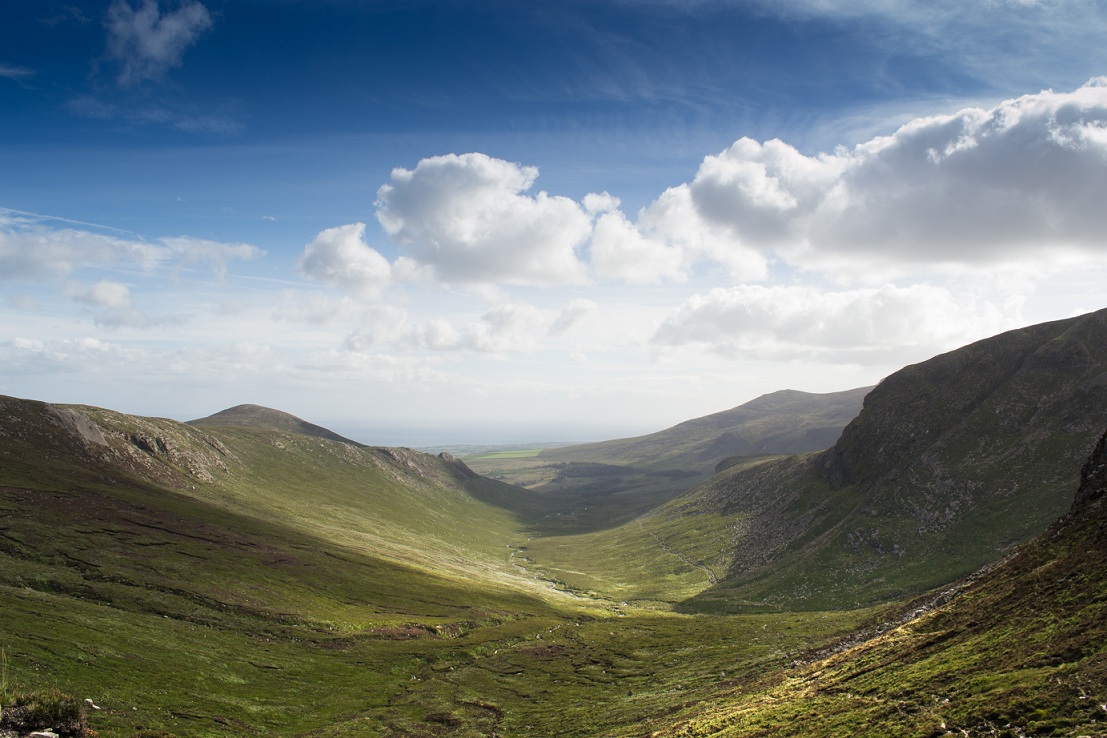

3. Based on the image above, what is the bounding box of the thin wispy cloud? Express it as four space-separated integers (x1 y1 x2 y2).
105 0 212 85
0 64 34 81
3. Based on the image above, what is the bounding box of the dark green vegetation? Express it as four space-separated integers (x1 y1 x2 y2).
651 425 1107 738
2 309 1107 736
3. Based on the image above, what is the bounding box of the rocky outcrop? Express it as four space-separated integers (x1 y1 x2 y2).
1072 426 1107 512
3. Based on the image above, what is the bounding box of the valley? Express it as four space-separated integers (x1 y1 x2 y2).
2 309 1107 737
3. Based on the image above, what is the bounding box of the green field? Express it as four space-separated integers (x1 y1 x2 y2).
466 448 544 460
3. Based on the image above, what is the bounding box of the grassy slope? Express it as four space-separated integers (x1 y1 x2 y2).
508 309 1107 616
0 395 875 736
679 308 1107 612
652 432 1107 738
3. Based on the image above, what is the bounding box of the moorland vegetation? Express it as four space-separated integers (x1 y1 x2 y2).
1 309 1106 736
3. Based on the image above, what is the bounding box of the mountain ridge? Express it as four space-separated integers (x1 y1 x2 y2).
682 307 1107 611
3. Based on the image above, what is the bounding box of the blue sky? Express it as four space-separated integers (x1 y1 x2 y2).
3 0 1107 445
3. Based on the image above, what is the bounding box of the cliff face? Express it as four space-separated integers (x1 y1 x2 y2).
685 308 1107 612
821 308 1107 490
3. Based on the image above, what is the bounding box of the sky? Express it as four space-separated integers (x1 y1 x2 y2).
3 0 1107 446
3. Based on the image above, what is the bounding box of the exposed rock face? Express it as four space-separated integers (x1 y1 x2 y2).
44 406 108 447
1072 426 1107 512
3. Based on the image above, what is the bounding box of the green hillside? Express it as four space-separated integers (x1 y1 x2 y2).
515 309 1107 614
681 308 1107 612
0 394 870 736
651 427 1107 738
3 310 1107 736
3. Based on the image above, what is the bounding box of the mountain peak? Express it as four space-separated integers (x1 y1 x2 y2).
188 404 361 446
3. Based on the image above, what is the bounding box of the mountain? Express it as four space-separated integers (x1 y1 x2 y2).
464 387 870 536
0 395 548 595
539 386 872 472
511 309 1107 612
0 394 871 737
684 307 1107 611
650 424 1107 738
4 300 1107 737
188 403 362 445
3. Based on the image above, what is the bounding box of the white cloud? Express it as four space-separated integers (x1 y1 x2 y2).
161 236 263 279
615 78 1107 280
590 208 688 284
272 290 354 325
375 153 592 286
65 279 133 310
653 284 1015 364
550 299 598 336
0 64 34 81
105 0 213 85
0 219 262 284
297 223 391 298
346 300 592 355
617 183 771 282
0 225 162 280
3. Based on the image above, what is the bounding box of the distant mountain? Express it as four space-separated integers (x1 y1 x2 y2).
652 424 1107 737
680 307 1107 611
539 386 871 473
465 387 870 534
189 403 362 445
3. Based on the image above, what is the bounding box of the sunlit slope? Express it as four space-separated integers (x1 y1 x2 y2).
0 395 551 598
651 428 1107 738
0 395 582 736
519 456 791 606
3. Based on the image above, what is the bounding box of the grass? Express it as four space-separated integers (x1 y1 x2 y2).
0 395 878 736
466 448 544 460
4 378 1107 737
646 496 1107 738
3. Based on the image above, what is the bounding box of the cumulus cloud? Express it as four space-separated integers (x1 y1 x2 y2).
105 0 212 85
618 78 1107 279
653 284 1015 364
590 207 688 284
375 153 592 286
297 223 391 297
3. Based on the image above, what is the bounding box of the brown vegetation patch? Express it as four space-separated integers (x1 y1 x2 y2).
518 644 567 658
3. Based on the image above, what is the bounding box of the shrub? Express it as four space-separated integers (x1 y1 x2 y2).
0 689 88 737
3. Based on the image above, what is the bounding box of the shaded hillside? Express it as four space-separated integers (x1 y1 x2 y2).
653 426 1107 738
682 308 1107 612
189 403 362 445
